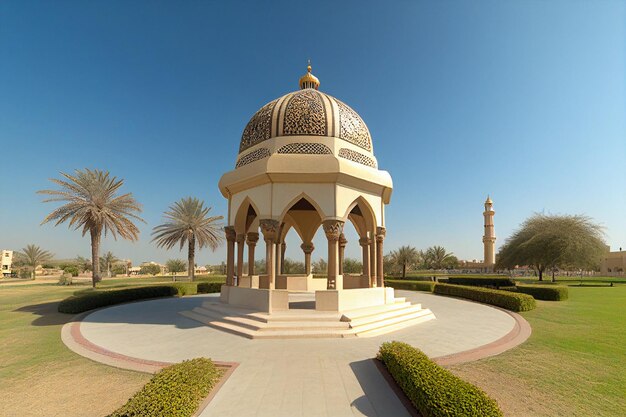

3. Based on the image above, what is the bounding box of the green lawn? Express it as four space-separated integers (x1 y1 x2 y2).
449 285 626 416
0 275 225 417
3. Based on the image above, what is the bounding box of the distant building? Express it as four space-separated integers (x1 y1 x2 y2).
482 196 496 271
139 261 167 275
1 250 13 277
600 246 625 274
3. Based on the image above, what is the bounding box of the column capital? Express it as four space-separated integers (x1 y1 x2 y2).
376 226 386 242
300 242 315 254
224 226 236 242
246 232 259 245
281 242 287 249
260 219 280 242
236 233 245 244
339 233 348 248
322 220 344 241
358 237 371 247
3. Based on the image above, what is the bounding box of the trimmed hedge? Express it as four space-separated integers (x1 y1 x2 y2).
169 282 198 296
516 284 569 301
386 280 436 292
434 283 536 312
378 341 503 417
447 276 515 288
197 282 223 294
58 285 180 314
108 358 221 417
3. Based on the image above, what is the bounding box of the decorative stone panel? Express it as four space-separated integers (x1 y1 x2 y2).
239 99 278 153
235 148 271 168
282 90 327 136
277 143 332 155
336 98 372 151
338 148 377 168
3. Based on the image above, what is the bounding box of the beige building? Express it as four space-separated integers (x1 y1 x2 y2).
600 246 625 274
1 250 13 277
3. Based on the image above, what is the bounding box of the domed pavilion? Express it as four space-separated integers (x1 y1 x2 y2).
214 66 432 327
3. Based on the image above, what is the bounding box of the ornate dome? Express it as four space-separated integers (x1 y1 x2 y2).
239 66 373 157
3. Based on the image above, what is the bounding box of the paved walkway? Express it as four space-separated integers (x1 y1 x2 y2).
67 291 527 417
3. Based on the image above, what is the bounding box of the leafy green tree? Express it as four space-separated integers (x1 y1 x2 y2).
496 214 605 281
442 254 459 269
391 245 419 278
17 244 53 279
343 258 363 274
140 264 161 276
63 265 79 277
166 259 187 278
254 260 266 274
424 246 455 270
282 258 305 274
152 197 224 281
100 251 118 278
111 264 127 276
39 169 144 287
75 255 92 272
312 258 327 274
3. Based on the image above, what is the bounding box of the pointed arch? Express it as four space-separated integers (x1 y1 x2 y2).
233 197 261 234
278 193 324 244
342 196 377 237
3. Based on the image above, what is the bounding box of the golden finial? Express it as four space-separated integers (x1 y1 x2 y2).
299 60 320 90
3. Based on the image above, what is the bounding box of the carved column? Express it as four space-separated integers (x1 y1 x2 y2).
338 233 347 275
301 242 314 275
246 232 259 275
224 226 236 286
260 219 279 289
236 234 245 286
370 232 377 287
359 237 371 286
376 227 386 287
323 220 344 290
280 243 287 274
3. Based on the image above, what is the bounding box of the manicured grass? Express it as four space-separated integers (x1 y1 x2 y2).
0 276 225 416
449 286 626 416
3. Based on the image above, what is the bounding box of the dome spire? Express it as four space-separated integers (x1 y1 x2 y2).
299 60 320 90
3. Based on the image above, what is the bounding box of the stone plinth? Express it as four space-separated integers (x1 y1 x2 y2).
220 285 288 313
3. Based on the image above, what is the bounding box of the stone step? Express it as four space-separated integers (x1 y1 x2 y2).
341 301 414 321
352 309 436 337
200 302 268 323
354 310 436 337
191 307 266 331
180 310 256 339
346 304 425 327
252 328 356 339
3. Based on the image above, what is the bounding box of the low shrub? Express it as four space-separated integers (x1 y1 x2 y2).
197 282 223 294
386 280 435 292
58 286 179 314
378 341 503 417
447 276 515 288
63 265 80 277
108 358 221 417
516 284 569 301
58 273 73 286
169 282 198 296
434 283 536 312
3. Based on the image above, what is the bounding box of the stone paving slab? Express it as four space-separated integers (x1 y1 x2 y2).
67 291 527 417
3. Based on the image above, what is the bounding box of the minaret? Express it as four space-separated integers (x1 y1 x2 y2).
482 196 496 271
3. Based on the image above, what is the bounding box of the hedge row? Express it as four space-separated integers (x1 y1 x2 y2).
108 358 221 417
434 283 536 312
378 341 503 417
197 282 223 294
386 280 436 292
515 284 569 301
58 286 180 314
447 276 516 288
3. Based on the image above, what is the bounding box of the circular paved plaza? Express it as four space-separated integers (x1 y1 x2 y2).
63 290 530 417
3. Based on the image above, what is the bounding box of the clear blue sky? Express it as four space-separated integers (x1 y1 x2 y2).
1 1 624 266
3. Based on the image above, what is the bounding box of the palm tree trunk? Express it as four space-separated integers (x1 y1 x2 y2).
188 235 195 281
538 268 543 281
402 264 406 279
90 229 101 288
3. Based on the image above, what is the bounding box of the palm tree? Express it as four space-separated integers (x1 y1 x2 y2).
38 169 144 287
425 245 455 270
392 245 419 278
152 197 223 281
18 244 53 279
100 251 118 278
